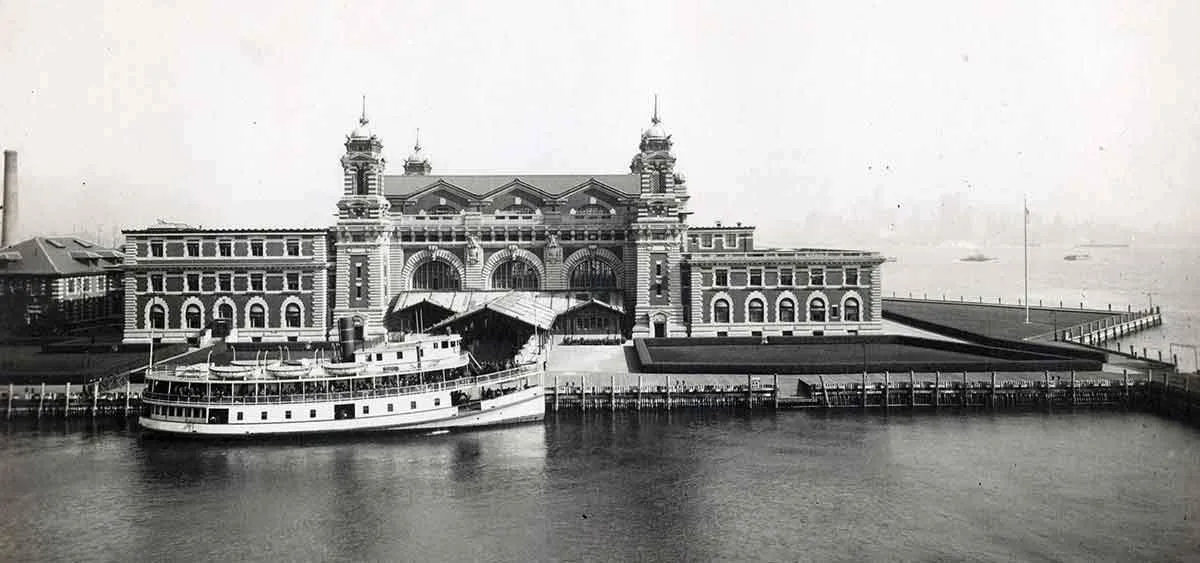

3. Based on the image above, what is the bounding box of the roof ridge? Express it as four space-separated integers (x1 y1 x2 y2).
34 238 66 275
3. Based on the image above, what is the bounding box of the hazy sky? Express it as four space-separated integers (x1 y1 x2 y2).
2 0 1197 244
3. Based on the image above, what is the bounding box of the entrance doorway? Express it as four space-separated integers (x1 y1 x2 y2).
653 322 665 338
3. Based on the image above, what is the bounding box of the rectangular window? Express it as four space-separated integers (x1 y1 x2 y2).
714 269 728 286
434 398 441 406
186 274 200 292
655 262 663 276
310 409 316 418
186 240 200 257
285 410 292 420
387 403 394 413
148 240 164 257
362 405 369 415
260 411 267 420
355 265 363 278
218 273 232 292
725 234 737 249
286 272 300 291
845 267 860 286
237 412 244 421
286 239 300 256
780 268 794 286
150 274 164 292
250 240 264 257
250 273 264 292
700 234 713 248
810 267 825 286
410 401 417 410
654 284 662 298
355 284 363 299
749 268 763 286
218 240 232 257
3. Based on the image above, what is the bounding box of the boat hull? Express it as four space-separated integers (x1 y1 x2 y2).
138 386 544 437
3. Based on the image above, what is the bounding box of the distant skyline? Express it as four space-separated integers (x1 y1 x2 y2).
2 0 1197 247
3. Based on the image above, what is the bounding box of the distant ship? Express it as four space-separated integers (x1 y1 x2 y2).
1063 253 1091 261
885 256 898 263
1078 243 1129 248
960 252 995 262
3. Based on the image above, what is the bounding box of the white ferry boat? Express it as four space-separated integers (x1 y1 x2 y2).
138 333 544 437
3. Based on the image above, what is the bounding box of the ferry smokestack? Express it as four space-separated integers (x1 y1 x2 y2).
1 150 16 247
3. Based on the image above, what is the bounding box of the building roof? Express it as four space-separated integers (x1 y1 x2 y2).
0 237 125 276
383 174 641 199
392 291 612 331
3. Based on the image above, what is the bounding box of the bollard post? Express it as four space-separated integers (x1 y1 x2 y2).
1142 347 1146 359
611 374 616 411
125 379 131 416
990 371 997 408
65 382 71 418
665 375 671 410
862 371 868 408
93 382 99 417
910 370 916 407
554 374 559 412
637 375 643 410
1070 371 1076 406
6 383 12 419
38 382 45 418
773 374 779 409
883 371 890 409
934 371 940 408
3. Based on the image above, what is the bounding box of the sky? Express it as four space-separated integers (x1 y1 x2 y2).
1 0 1198 246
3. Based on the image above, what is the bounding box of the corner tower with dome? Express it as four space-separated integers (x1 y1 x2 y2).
119 99 886 345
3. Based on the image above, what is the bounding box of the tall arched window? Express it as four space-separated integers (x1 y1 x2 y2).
249 304 266 328
217 303 234 321
355 168 368 195
748 299 765 323
185 304 202 329
149 304 166 330
714 299 731 323
492 261 539 290
569 258 616 289
809 298 826 322
844 298 861 322
779 299 795 322
285 303 302 328
412 261 461 290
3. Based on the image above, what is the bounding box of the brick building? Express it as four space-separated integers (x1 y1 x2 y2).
0 237 125 336
121 102 884 344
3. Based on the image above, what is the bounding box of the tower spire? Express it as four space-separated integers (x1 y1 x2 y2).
414 128 421 152
360 95 368 125
651 94 660 125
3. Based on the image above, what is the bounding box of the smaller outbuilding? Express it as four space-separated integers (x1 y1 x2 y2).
0 237 125 337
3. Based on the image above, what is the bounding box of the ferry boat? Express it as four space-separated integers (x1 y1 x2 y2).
138 333 545 437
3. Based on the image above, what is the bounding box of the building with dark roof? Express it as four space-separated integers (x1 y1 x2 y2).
0 237 125 336
121 101 885 344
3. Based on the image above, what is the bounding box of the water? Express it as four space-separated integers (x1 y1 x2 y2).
1 412 1197 562
879 244 1200 370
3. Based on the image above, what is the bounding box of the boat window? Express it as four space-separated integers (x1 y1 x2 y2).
387 403 394 412
434 398 441 406
285 411 292 419
260 411 267 420
237 412 243 421
410 401 416 409
396 352 403 360
376 353 383 361
310 409 316 418
362 405 369 415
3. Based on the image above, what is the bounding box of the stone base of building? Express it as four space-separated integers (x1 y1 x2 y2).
687 322 882 338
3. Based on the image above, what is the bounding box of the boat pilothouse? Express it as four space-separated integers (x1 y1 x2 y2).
138 332 545 436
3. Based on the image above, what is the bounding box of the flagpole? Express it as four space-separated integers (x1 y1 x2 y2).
1024 196 1030 324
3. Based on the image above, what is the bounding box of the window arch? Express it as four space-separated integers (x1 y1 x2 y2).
355 168 368 195
569 258 617 289
808 297 827 322
249 303 266 329
844 297 861 322
149 303 166 330
576 204 610 216
779 298 795 323
413 261 461 290
500 204 534 215
185 304 202 329
747 298 765 323
714 299 731 323
492 260 540 290
216 302 234 321
285 303 302 328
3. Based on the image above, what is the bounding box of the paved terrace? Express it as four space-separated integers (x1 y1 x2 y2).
882 298 1119 342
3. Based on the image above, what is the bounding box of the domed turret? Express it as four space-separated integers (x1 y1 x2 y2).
349 96 375 139
403 129 432 176
637 95 672 153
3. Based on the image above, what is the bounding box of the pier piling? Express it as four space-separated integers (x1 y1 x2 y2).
883 371 890 410
553 375 559 412
38 382 45 418
6 383 11 419
65 382 71 418
637 375 642 410
934 372 940 408
611 375 616 411
92 382 98 416
962 371 968 407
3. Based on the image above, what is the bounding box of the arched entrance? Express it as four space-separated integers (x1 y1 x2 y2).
651 312 667 338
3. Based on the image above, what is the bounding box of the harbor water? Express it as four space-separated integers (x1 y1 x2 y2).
1 411 1198 562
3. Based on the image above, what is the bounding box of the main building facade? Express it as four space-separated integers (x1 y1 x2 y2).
122 105 884 344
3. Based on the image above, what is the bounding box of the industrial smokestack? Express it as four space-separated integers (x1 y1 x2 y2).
1 150 16 247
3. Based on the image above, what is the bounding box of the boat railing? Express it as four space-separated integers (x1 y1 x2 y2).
142 363 541 406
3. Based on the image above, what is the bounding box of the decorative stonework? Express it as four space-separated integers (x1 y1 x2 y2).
466 235 483 265
400 248 465 291
545 235 562 264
